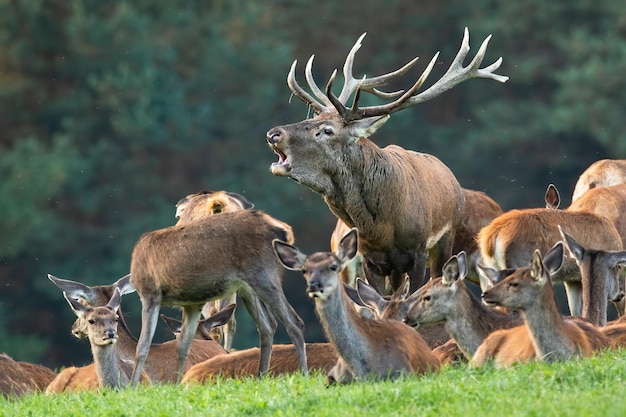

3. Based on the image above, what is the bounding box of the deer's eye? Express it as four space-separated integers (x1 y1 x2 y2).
509 282 518 288
330 264 338 271
323 128 333 135
423 295 431 302
88 319 95 325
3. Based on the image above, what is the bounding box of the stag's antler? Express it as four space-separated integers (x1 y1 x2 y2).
287 28 508 121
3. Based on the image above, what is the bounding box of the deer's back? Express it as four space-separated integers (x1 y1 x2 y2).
0 354 55 397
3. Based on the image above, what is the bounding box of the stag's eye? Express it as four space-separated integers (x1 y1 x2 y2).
88 319 95 325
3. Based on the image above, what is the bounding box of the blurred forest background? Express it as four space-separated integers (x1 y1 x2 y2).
1 0 625 370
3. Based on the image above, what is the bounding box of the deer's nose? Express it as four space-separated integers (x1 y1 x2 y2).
105 330 117 339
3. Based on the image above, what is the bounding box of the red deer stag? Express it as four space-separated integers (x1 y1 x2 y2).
182 343 338 384
267 28 508 293
477 185 624 325
129 209 307 386
572 159 626 202
479 244 610 364
273 228 440 384
47 273 229 385
174 190 254 352
0 353 55 398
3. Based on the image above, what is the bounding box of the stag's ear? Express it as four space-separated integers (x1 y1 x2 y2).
273 240 307 270
226 192 254 210
348 115 389 139
337 228 359 264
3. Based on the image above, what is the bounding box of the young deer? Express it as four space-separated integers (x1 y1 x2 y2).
572 159 626 202
63 288 150 389
404 251 525 361
182 343 339 384
174 190 254 352
48 273 229 385
480 243 610 363
129 209 307 386
273 228 440 384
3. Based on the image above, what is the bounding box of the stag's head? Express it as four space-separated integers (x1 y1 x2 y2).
266 28 508 189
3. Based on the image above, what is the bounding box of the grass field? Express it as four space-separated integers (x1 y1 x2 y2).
2 348 625 417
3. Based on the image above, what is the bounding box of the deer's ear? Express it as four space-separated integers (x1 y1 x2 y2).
348 115 389 139
64 291 88 318
273 240 307 270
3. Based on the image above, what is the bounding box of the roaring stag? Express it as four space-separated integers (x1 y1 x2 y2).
274 228 440 384
266 28 508 293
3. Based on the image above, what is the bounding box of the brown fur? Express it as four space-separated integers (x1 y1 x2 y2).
48 274 228 386
572 159 626 202
432 339 467 366
182 343 338 384
0 353 55 397
130 209 306 385
175 190 253 225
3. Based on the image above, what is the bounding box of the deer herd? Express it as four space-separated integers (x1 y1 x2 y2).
3 28 626 398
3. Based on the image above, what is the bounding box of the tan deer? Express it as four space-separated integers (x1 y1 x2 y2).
0 354 55 398
273 228 440 384
48 273 229 385
477 186 624 325
174 190 254 352
479 244 610 364
62 288 152 389
572 159 626 202
129 209 307 386
267 28 507 293
404 251 525 362
182 343 338 384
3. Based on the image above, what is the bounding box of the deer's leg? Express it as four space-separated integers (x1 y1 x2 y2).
254 281 307 375
239 290 276 376
132 292 162 387
563 281 583 317
408 249 428 292
176 305 202 382
428 230 455 279
219 293 237 352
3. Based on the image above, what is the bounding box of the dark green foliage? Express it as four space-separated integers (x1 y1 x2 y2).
0 0 625 368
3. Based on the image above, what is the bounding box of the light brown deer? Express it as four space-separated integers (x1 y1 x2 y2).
404 251 525 362
60 288 151 389
174 190 254 352
273 228 440 384
479 244 610 364
572 159 626 202
267 28 507 294
129 209 307 386
182 343 338 384
48 273 229 385
477 186 624 325
0 353 55 398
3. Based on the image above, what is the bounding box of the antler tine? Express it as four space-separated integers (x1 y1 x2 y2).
337 33 366 104
325 69 350 120
397 27 509 108
287 60 327 113
305 55 333 108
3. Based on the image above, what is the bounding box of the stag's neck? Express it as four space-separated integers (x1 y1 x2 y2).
91 342 129 388
314 288 374 376
323 139 396 232
446 286 521 356
521 282 577 360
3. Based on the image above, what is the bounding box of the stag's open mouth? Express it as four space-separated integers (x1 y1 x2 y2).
268 144 292 176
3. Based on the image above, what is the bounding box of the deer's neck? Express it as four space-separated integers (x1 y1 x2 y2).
91 342 129 388
446 287 522 356
113 310 139 360
521 283 577 360
580 262 608 326
314 288 375 376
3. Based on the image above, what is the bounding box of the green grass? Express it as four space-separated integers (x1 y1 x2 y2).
3 349 626 417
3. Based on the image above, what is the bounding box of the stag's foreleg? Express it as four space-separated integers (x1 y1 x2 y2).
131 293 162 387
175 305 203 382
